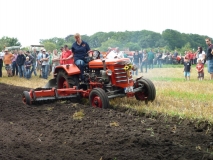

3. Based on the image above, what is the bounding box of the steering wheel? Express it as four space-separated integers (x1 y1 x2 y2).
87 50 100 60
92 50 100 59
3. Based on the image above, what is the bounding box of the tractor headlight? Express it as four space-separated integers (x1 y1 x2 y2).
132 64 138 71
106 69 112 76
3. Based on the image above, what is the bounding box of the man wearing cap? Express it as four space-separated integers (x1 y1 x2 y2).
40 49 49 79
3 49 14 77
0 50 5 77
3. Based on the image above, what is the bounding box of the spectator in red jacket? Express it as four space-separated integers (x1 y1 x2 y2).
60 45 73 65
196 58 204 80
184 51 190 59
188 51 194 65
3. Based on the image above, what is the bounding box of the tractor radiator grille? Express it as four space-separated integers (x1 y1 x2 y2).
114 65 133 83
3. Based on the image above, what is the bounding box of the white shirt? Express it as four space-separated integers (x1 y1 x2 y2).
41 53 49 65
0 52 5 59
197 51 205 63
106 50 124 59
52 53 60 66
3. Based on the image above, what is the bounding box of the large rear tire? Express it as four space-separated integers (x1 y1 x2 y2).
134 78 156 102
57 71 79 89
22 91 31 105
89 88 109 109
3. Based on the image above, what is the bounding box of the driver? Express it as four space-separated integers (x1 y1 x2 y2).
71 33 90 81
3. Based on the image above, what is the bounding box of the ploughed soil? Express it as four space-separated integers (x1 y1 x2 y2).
1 83 213 160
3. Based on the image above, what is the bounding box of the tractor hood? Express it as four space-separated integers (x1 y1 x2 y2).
89 58 131 69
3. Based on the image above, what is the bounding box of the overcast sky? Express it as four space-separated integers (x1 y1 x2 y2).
0 0 212 47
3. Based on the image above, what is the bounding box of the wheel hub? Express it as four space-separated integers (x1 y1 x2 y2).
92 96 102 108
63 81 69 88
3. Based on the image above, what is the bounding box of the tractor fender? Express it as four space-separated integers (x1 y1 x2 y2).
54 64 80 76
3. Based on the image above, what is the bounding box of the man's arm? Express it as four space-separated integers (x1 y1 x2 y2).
65 51 73 60
30 55 34 62
41 54 49 61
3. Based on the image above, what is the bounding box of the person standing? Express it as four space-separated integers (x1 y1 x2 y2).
184 51 190 59
47 50 52 75
157 51 163 68
16 50 26 78
138 51 143 72
205 38 213 80
123 51 128 58
147 49 154 69
71 33 90 81
3 49 14 77
183 57 191 81
24 57 32 79
40 49 49 79
193 52 197 65
188 50 194 65
141 50 148 73
173 50 178 58
37 49 43 78
132 51 140 76
25 51 34 78
52 49 60 73
0 50 5 77
196 47 206 64
11 50 18 76
196 59 204 81
30 48 37 76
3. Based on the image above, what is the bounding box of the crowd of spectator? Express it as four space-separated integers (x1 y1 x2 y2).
0 36 212 82
0 47 208 79
0 47 62 79
128 47 207 79
0 33 90 82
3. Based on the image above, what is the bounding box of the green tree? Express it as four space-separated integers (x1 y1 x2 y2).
179 42 192 55
126 42 141 51
0 36 21 51
38 29 212 54
21 46 30 51
97 39 120 51
40 37 65 50
43 41 57 52
162 29 184 50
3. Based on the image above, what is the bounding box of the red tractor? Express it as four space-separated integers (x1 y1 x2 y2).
22 50 156 108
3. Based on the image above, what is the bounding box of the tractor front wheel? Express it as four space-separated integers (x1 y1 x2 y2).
89 88 109 109
134 78 156 103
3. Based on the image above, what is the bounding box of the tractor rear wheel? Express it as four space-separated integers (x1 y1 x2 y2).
22 91 31 105
134 78 156 103
57 71 79 89
89 88 109 109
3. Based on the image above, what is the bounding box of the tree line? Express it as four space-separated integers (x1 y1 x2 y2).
0 29 211 54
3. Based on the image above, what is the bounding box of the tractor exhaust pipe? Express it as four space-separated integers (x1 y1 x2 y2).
102 59 106 71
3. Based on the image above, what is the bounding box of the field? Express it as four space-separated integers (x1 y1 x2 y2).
1 65 213 159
